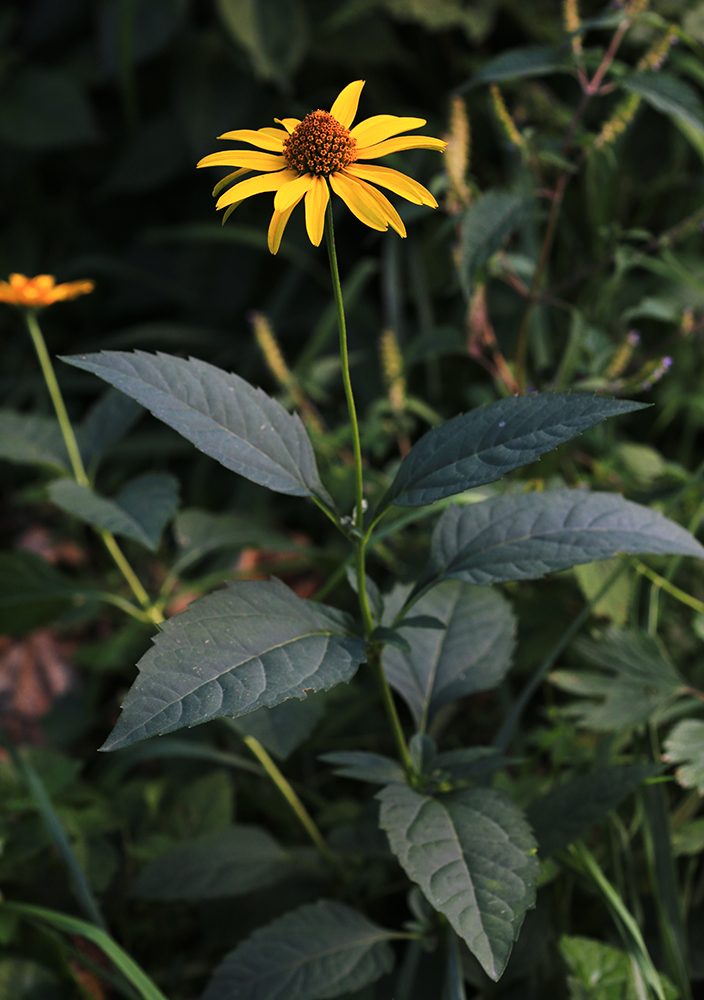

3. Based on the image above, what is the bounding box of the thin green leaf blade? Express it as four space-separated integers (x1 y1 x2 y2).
382 394 647 510
101 579 366 752
623 71 704 134
426 491 704 587
131 826 299 900
61 351 332 504
378 784 538 981
202 900 395 1000
382 581 515 727
319 751 407 784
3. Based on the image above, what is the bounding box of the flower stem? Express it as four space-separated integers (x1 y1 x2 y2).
24 309 156 617
324 204 412 773
240 734 337 865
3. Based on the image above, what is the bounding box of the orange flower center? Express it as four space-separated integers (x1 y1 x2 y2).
283 110 357 176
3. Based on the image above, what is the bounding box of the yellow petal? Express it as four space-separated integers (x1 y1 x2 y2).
259 127 290 139
304 176 330 246
197 150 287 171
330 80 365 129
356 135 448 159
329 171 388 232
350 177 407 238
215 169 296 209
274 173 314 212
216 128 285 151
350 115 425 147
275 118 301 133
268 204 296 254
212 167 250 198
344 163 437 207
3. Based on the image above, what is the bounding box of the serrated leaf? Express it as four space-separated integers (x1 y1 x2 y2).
61 351 332 505
527 764 660 858
0 411 69 472
227 693 326 760
551 627 687 731
381 394 647 510
131 825 302 900
466 46 571 87
663 719 704 794
424 491 704 589
202 900 395 1000
382 581 515 729
0 551 96 635
378 784 537 980
320 751 406 785
623 72 704 135
370 626 411 652
101 579 366 752
458 190 531 297
49 473 179 552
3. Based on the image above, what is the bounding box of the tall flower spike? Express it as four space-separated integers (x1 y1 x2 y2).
0 273 94 308
197 80 447 254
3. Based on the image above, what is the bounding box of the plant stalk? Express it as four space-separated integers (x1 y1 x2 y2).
324 203 412 772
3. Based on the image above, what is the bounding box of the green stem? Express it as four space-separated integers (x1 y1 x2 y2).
240 733 337 865
25 309 89 487
324 204 412 773
24 309 157 617
324 203 365 534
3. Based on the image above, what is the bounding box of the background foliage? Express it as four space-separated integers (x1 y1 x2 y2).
3 0 704 998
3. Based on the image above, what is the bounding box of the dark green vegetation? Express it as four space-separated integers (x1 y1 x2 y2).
3 1 704 998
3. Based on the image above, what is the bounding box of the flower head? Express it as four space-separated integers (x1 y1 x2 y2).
0 273 94 309
197 80 447 254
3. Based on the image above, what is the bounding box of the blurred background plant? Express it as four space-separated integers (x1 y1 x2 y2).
3 0 704 998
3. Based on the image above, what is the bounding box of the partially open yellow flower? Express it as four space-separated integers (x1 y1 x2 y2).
0 273 94 308
197 80 447 254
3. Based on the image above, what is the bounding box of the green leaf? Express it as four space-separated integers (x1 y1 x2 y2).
423 491 704 589
77 389 144 467
319 751 406 784
0 551 96 635
663 719 704 794
622 72 704 135
551 627 687 731
382 581 515 729
559 935 679 1000
0 411 69 472
101 579 366 752
202 900 395 1000
381 394 647 510
527 764 661 858
458 190 531 297
49 473 179 552
435 747 515 782
465 46 571 87
216 0 308 87
0 959 62 999
61 351 332 505
227 693 326 760
173 508 292 572
131 825 304 900
378 784 538 981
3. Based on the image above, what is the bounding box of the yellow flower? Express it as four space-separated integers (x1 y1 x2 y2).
197 80 447 254
0 273 94 308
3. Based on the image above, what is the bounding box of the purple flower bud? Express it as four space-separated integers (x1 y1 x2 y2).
627 330 641 346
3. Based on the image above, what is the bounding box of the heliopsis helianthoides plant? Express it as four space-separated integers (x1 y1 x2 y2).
44 75 704 1000
197 79 447 252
